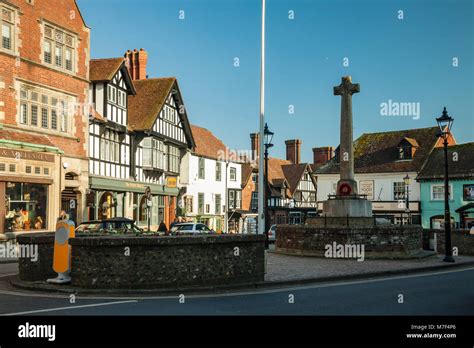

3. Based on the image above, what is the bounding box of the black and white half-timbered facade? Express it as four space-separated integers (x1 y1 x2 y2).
127 77 195 229
88 58 136 220
267 162 318 225
87 50 195 230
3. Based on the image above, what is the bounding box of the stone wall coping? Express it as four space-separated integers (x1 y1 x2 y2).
17 232 55 244
69 234 266 246
278 224 422 231
424 229 473 236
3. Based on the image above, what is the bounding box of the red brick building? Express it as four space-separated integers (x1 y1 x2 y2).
0 0 90 237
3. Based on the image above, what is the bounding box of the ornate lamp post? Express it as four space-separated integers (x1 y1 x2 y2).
263 123 274 249
403 174 411 224
436 107 455 263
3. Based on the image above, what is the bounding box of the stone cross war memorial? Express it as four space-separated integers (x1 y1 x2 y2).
275 76 427 259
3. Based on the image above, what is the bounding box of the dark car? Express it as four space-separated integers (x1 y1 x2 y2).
75 217 143 234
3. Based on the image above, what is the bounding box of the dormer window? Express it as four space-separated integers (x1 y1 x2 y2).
397 137 419 160
398 145 412 160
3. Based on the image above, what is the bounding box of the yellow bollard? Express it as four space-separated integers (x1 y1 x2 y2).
47 220 75 284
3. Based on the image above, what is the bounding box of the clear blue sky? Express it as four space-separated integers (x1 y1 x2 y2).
77 0 473 163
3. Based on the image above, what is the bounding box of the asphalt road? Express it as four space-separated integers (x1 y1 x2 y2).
0 264 473 316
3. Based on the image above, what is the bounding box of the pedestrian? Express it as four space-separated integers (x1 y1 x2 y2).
158 220 168 234
170 217 179 229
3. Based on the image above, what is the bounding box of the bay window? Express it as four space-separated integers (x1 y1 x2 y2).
168 145 180 173
142 137 167 171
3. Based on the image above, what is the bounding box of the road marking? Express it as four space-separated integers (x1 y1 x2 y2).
2 300 138 316
0 273 19 278
0 266 473 301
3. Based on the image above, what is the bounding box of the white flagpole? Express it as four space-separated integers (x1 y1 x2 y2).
258 0 266 235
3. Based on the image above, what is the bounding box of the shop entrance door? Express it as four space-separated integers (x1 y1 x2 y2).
61 187 79 225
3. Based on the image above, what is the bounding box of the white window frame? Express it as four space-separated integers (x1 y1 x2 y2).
1 5 15 53
107 85 117 104
230 167 236 181
19 84 72 135
43 22 76 73
430 184 453 201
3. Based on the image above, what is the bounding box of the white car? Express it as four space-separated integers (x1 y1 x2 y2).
171 223 215 235
268 224 277 242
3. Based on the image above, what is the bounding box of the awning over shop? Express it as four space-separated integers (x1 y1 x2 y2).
90 176 179 196
455 202 474 213
0 128 63 154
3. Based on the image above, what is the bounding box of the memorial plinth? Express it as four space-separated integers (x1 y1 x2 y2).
321 76 372 223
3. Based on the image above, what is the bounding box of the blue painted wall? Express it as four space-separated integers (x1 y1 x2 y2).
420 179 474 228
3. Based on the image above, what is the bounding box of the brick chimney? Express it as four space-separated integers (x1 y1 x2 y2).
124 48 148 80
285 139 302 164
312 146 334 168
250 133 260 161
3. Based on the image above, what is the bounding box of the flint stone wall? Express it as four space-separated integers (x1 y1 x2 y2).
17 233 56 281
69 234 265 289
423 229 474 256
275 225 423 259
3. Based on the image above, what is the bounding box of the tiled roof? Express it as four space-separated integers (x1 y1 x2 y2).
127 78 195 148
282 163 308 195
241 162 255 188
89 106 106 123
90 58 125 82
417 142 474 180
267 158 292 185
315 126 441 175
191 125 228 160
0 129 56 147
127 78 175 131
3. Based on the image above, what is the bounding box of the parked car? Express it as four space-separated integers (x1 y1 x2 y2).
75 217 143 234
268 224 277 242
171 223 216 235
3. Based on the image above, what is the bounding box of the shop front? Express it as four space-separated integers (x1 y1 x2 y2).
0 146 61 238
88 176 179 231
371 201 421 225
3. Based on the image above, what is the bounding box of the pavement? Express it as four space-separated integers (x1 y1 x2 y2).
1 262 474 315
265 251 474 284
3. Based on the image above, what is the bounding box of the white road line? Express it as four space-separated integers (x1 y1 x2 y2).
2 300 138 316
0 273 19 278
0 266 473 301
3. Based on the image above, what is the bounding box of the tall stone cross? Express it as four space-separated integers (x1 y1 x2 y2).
334 76 360 196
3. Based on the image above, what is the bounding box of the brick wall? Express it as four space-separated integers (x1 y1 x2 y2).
241 172 256 212
0 0 90 158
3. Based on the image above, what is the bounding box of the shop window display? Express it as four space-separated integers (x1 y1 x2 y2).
5 182 48 231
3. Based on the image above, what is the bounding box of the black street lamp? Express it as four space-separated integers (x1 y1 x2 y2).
263 123 274 249
436 107 455 263
403 174 411 224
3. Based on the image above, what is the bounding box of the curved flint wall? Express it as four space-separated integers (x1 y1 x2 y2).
275 224 424 259
69 234 266 289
